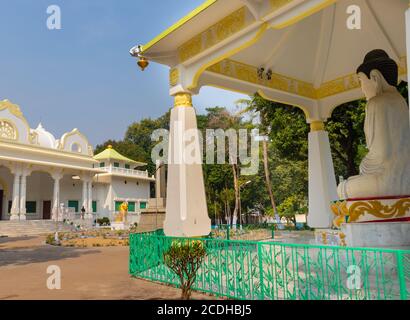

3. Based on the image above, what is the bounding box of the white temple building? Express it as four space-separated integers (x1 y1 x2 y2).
0 99 156 223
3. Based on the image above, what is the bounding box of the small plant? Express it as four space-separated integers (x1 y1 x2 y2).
96 217 111 226
163 239 207 300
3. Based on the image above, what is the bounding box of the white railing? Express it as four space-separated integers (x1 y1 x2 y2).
98 166 149 178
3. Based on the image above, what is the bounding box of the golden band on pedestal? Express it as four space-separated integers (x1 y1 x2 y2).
310 121 325 132
174 93 193 107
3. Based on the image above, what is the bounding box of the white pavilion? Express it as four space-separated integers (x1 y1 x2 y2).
132 0 410 237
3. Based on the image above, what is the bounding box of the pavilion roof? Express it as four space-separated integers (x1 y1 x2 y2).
93 145 146 167
136 0 408 122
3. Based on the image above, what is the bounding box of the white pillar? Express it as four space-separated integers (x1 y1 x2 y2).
82 179 88 215
19 174 27 221
10 172 20 220
87 181 93 218
155 160 162 199
307 121 339 229
163 92 211 237
52 175 61 221
406 5 410 124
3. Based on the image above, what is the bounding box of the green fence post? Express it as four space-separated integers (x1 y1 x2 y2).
396 251 408 300
257 243 264 300
227 224 230 241
271 225 275 239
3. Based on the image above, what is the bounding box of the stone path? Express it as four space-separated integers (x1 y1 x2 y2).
0 236 213 300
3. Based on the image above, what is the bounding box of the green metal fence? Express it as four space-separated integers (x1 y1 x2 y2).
129 232 410 300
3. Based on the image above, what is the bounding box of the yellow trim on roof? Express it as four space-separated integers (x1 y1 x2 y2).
141 0 217 53
94 146 146 166
272 0 337 29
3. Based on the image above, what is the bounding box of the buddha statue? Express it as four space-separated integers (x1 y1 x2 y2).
337 49 410 199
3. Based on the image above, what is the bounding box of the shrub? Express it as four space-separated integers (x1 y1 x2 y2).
163 239 207 300
97 217 110 226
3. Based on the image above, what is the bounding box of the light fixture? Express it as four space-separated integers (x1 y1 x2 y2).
257 67 272 81
130 44 149 71
137 56 149 71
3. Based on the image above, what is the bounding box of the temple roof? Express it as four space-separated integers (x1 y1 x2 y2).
93 145 146 167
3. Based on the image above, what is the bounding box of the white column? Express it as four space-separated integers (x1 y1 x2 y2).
163 91 211 237
19 174 27 220
155 160 162 199
87 181 93 218
52 175 61 221
82 179 88 215
307 121 339 229
406 5 410 124
10 172 20 220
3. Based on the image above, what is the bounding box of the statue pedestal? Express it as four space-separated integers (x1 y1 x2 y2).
111 222 127 231
329 196 410 248
341 222 410 248
331 196 410 226
314 229 347 246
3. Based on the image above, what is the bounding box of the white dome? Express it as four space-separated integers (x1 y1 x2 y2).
34 123 57 149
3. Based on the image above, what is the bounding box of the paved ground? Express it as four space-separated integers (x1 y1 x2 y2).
0 236 213 300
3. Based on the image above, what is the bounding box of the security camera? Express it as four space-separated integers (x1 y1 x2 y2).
129 45 142 57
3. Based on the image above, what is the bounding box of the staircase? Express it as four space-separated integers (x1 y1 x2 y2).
0 220 75 237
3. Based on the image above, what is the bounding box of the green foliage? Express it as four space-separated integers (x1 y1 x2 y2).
95 111 170 175
163 240 207 300
276 195 307 224
96 217 111 226
326 100 366 178
95 82 409 225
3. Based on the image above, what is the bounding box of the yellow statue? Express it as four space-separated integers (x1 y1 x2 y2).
115 202 128 222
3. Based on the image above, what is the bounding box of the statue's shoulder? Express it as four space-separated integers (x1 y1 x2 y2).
368 91 404 110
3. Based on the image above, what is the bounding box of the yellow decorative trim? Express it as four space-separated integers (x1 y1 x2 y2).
269 0 295 11
331 198 410 227
0 118 18 141
0 100 31 142
257 89 311 119
59 128 93 156
178 7 248 63
169 68 180 87
174 93 193 107
349 199 410 222
310 121 325 132
206 56 407 100
0 139 97 162
141 0 218 53
272 0 337 29
188 23 269 90
331 201 349 229
207 58 316 98
0 100 23 118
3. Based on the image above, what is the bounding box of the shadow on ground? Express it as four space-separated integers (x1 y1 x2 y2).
0 236 37 245
0 245 100 267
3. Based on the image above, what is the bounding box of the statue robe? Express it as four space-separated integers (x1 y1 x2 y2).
339 89 410 199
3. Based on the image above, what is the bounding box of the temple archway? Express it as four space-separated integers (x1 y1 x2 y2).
0 165 12 220
25 170 54 220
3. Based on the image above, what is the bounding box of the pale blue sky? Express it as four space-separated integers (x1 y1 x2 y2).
0 0 246 146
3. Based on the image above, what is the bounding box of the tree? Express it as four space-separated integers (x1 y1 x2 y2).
204 107 245 226
326 101 366 179
237 95 280 218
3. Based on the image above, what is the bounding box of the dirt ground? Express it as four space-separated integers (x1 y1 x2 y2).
0 236 213 300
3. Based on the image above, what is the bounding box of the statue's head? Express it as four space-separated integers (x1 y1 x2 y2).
357 49 398 100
